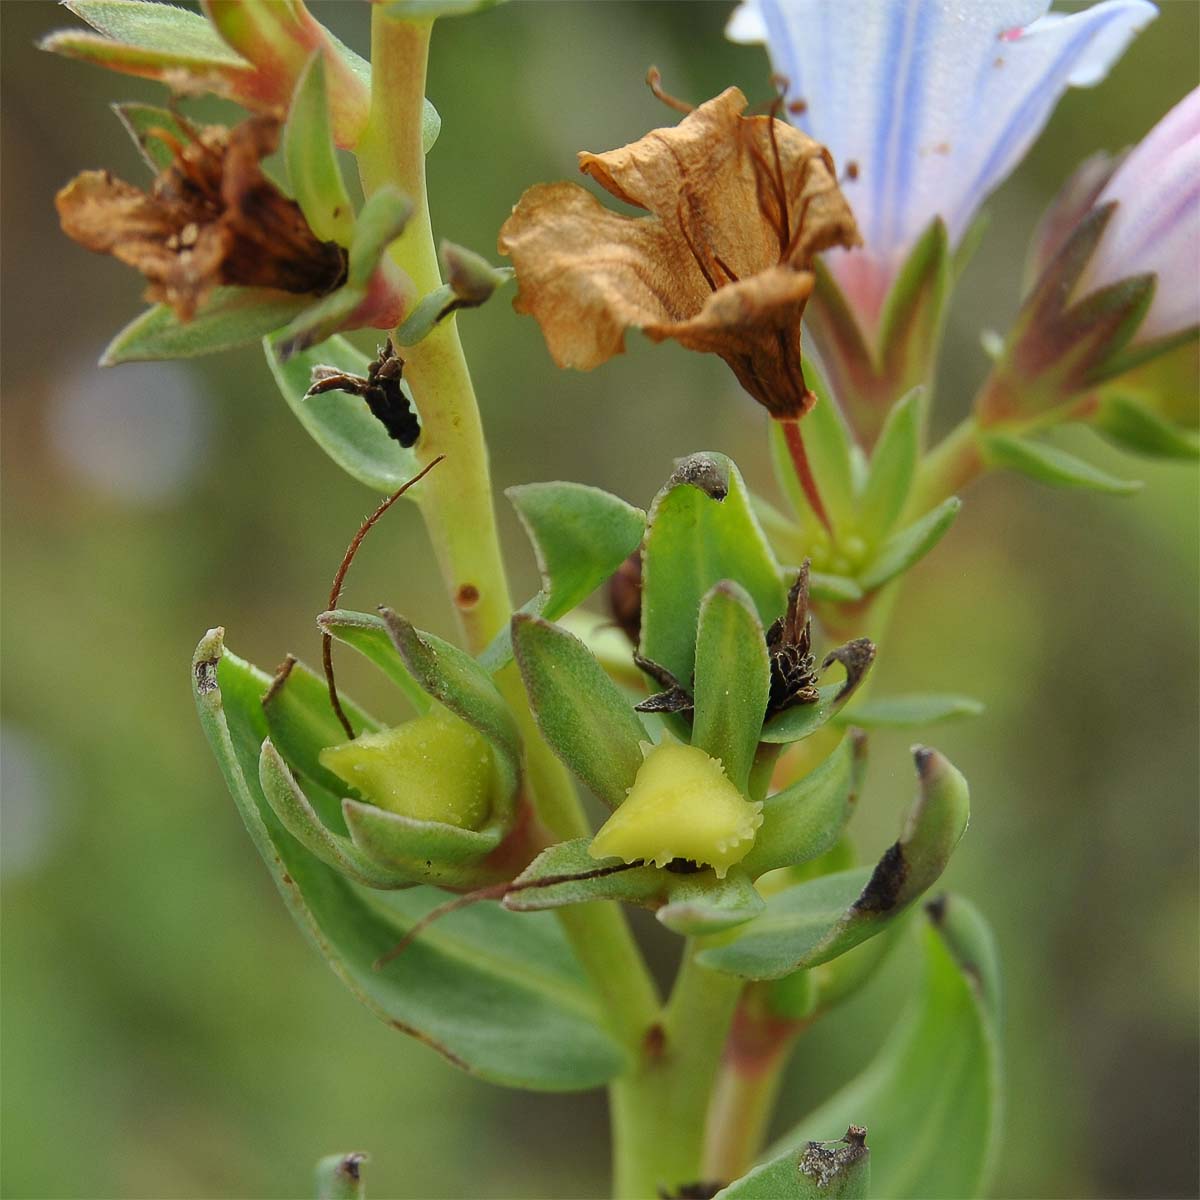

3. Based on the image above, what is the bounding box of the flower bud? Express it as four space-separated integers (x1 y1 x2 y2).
320 708 498 831
589 742 763 878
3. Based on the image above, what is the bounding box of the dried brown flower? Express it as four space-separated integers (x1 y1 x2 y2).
56 115 347 320
498 86 859 417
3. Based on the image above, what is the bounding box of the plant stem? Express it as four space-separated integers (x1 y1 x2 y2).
781 417 834 535
356 6 657 1051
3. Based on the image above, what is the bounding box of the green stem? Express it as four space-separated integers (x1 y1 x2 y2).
355 6 657 1050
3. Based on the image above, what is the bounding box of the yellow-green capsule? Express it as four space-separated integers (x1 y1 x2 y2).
589 742 763 878
320 709 496 830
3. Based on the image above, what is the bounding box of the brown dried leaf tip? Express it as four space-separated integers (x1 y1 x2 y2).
56 116 346 320
498 85 859 418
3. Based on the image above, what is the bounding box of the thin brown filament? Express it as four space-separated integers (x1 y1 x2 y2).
645 66 694 115
322 455 446 740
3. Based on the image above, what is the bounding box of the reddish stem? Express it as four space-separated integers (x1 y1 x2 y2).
781 418 834 536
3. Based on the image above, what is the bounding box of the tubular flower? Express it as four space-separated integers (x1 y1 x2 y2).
498 86 860 418
728 0 1158 331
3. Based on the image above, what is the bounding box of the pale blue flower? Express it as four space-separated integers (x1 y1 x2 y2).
728 0 1157 328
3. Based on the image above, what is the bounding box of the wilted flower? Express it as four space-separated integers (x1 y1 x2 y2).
499 85 859 418
728 0 1158 330
57 116 346 321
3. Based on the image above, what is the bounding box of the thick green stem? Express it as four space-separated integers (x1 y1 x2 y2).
356 6 657 1051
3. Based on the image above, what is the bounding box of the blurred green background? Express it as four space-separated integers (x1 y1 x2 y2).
2 2 1196 1197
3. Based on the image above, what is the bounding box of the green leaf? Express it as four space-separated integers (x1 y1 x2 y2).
285 55 356 246
348 186 413 287
859 497 961 592
112 102 191 172
698 748 969 979
384 0 509 19
692 582 770 794
63 0 244 58
641 454 784 685
381 610 521 798
102 289 309 365
839 693 983 728
315 1152 367 1200
809 572 864 603
503 839 763 936
717 1127 870 1199
742 735 861 877
511 615 648 809
858 388 921 540
767 897 1003 1199
981 432 1142 495
194 630 628 1091
1094 393 1200 460
317 610 430 715
265 333 420 491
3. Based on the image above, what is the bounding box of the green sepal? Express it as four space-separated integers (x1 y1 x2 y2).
511 615 648 810
481 482 645 672
759 642 876 745
839 693 983 728
1093 391 1200 460
265 333 421 492
858 388 921 541
698 747 969 979
716 1127 870 1199
285 54 356 246
102 289 309 365
641 453 784 686
381 609 522 799
981 432 1142 495
317 610 430 715
112 102 192 172
194 630 627 1092
503 839 764 936
315 1152 367 1200
692 582 771 794
858 497 961 592
767 897 1003 1199
742 734 862 877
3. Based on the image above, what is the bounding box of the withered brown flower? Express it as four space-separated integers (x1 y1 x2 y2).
498 86 860 417
56 115 347 321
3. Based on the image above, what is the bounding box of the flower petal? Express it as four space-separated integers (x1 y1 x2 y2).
730 0 1157 316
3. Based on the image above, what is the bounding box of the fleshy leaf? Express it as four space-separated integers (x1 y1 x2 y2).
717 1127 870 1199
641 453 784 685
317 610 430 714
656 866 765 936
857 388 921 540
766 897 1003 1199
692 581 770 794
698 747 969 979
742 734 861 877
839 693 983 728
265 333 421 491
103 288 309 364
511 615 648 809
285 54 356 246
1094 392 1200 460
858 497 961 592
194 630 627 1091
981 432 1142 495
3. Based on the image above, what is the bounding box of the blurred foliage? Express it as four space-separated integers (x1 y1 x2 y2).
2 2 1196 1197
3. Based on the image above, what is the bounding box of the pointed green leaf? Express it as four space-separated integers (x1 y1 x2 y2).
767 897 1003 1199
112 102 191 172
103 289 309 364
656 867 765 936
692 582 770 793
1094 392 1200 460
840 693 983 728
859 497 961 592
858 389 921 540
285 54 356 246
62 0 243 58
717 1127 870 1199
511 615 648 809
348 186 413 287
195 630 627 1091
742 735 861 877
981 432 1142 495
318 610 430 714
699 748 969 979
265 333 421 491
315 1152 367 1200
642 454 784 685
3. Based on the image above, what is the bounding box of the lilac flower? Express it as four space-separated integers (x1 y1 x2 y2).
1077 86 1200 344
728 0 1158 330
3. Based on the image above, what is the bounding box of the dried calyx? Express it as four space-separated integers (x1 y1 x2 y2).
765 559 819 714
56 115 347 320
